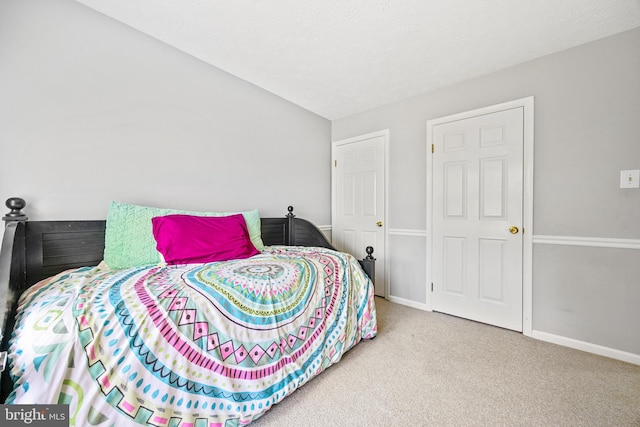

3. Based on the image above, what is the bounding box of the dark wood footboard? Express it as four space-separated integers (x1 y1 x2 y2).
0 199 375 402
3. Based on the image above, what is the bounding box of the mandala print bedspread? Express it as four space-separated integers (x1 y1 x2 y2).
8 246 377 426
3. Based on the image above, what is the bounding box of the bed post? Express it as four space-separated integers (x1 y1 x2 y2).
1 197 28 299
285 206 295 246
358 246 376 287
1 198 28 391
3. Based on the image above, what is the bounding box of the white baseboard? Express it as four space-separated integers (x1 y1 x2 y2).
531 330 640 366
387 295 430 311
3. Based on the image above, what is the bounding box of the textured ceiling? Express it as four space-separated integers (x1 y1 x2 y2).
74 0 640 120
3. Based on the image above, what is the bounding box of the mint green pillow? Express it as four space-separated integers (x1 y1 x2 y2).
104 201 264 269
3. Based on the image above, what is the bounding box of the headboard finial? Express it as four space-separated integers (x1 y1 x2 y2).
3 197 28 222
286 206 295 218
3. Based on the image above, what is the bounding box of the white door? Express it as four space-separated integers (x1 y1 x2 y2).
431 107 523 331
332 131 386 297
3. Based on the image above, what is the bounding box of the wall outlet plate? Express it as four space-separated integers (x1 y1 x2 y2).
620 170 640 189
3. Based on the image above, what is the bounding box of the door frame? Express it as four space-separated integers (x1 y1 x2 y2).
426 97 534 336
332 129 389 298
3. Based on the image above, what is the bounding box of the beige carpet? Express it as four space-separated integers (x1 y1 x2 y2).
253 297 640 426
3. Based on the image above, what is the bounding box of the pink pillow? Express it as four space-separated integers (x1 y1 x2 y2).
152 214 260 265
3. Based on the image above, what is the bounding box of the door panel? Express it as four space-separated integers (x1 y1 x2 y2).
342 173 356 216
432 107 523 331
443 236 466 295
480 157 507 219
445 162 467 218
478 238 506 302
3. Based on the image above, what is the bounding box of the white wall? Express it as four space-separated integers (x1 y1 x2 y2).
0 0 331 227
333 27 640 360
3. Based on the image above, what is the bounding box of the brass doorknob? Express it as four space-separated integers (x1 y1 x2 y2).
376 221 383 227
509 226 519 234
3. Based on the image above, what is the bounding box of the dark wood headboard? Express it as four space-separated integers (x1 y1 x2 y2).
0 199 374 401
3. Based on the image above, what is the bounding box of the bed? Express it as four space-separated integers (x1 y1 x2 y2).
0 198 377 426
